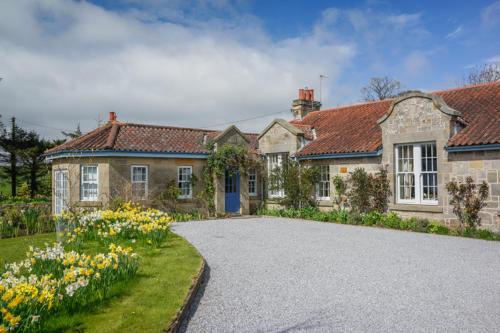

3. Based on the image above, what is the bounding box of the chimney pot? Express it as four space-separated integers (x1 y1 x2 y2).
109 112 117 122
291 87 321 120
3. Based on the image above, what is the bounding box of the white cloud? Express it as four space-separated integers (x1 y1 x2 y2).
445 25 463 39
386 13 421 29
481 1 500 28
486 55 500 63
404 51 428 76
0 0 356 137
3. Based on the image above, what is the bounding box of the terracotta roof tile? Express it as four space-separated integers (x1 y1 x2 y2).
294 81 500 157
46 123 258 155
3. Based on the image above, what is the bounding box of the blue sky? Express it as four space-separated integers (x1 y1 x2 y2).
0 0 498 137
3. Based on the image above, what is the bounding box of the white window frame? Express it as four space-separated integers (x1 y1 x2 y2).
54 169 69 215
131 165 148 200
80 165 98 201
395 142 438 205
316 165 330 200
267 153 286 198
248 169 257 196
177 166 193 199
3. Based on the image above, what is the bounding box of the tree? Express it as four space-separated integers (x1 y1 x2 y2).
361 76 403 101
61 123 82 139
19 133 53 198
0 117 32 197
461 62 500 86
446 177 489 231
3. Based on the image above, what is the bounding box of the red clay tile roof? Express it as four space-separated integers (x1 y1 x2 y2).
292 81 500 157
45 123 259 155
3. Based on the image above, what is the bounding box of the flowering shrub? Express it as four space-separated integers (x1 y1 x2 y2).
0 243 138 332
63 203 173 247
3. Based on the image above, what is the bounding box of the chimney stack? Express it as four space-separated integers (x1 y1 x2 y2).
291 87 321 120
108 112 117 123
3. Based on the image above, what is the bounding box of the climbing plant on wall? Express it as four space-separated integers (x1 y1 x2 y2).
198 143 262 215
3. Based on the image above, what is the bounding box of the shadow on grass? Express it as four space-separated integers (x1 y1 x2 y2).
177 263 211 333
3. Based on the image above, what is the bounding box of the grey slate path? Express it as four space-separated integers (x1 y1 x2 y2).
173 217 500 333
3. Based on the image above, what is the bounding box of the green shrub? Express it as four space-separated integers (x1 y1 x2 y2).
446 176 489 231
255 207 500 241
362 211 381 226
477 229 499 240
269 161 320 209
328 209 349 223
406 217 430 233
428 222 450 235
348 168 372 214
380 212 402 229
347 211 363 225
370 168 391 213
332 176 348 209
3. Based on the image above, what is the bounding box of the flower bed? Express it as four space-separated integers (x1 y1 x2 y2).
62 203 174 247
1 203 202 332
258 207 500 241
1 243 138 332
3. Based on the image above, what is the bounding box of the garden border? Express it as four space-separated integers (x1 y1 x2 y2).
164 256 207 333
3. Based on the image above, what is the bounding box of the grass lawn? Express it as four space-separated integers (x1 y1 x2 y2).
0 231 203 332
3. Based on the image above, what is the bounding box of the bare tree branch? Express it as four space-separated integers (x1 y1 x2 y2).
361 77 403 101
460 62 500 86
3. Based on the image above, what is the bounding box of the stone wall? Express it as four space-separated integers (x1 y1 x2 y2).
52 157 111 211
379 94 455 221
445 151 500 231
304 157 382 210
259 122 301 155
109 157 207 211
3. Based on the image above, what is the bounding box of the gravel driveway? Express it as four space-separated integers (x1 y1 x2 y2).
173 217 500 333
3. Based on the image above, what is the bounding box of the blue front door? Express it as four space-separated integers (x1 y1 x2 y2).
225 171 240 213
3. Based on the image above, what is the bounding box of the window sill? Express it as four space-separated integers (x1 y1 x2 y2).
77 201 102 207
389 203 443 213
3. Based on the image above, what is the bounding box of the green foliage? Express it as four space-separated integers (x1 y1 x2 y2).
200 143 260 215
0 204 55 238
257 207 500 241
428 222 450 235
348 168 372 213
379 212 402 229
362 211 382 226
405 217 430 233
18 181 31 198
0 116 62 199
370 168 391 213
446 177 489 230
332 175 348 209
269 160 320 209
346 167 391 214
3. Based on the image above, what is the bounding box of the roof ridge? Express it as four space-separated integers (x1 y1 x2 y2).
429 80 500 94
122 122 259 136
307 81 500 117
122 122 219 132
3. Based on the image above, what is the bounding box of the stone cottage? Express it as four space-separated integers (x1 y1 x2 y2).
45 81 500 230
